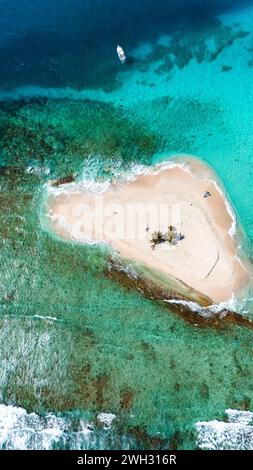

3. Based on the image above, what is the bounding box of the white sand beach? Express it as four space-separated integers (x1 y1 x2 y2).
46 158 250 304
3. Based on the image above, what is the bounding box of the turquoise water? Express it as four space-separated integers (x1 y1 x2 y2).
0 0 253 450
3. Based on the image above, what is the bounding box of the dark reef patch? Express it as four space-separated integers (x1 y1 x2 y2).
222 64 233 72
133 95 223 155
140 341 157 361
0 0 251 91
120 388 134 411
128 426 167 450
106 259 253 331
0 98 157 178
90 374 111 410
200 383 210 399
134 22 250 77
51 174 76 187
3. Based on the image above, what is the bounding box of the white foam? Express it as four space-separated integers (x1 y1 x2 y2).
26 166 51 176
0 404 116 450
212 180 237 238
226 409 253 425
97 413 116 428
110 262 139 280
0 404 67 450
33 315 58 322
46 157 190 201
196 409 253 450
164 293 241 317
47 178 111 198
164 299 212 317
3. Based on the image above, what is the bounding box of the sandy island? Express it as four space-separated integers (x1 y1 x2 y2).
45 157 251 304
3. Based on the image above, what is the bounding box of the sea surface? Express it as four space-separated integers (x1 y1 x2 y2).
0 0 253 450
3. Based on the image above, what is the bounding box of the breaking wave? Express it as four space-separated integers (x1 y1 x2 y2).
165 295 238 317
46 154 189 197
0 404 127 450
196 409 253 450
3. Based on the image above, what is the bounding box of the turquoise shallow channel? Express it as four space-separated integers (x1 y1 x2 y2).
0 0 253 450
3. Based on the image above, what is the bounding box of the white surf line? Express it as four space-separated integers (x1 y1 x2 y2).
97 413 116 428
164 296 238 316
33 315 58 322
0 403 118 450
46 157 191 199
212 179 236 238
196 409 253 450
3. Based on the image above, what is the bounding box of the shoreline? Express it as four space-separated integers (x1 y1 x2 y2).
44 156 251 305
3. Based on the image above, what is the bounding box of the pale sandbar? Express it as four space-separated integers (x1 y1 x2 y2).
45 157 251 304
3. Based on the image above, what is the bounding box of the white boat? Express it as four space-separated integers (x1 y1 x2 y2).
117 45 126 63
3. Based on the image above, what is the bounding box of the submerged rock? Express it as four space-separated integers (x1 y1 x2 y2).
51 174 76 187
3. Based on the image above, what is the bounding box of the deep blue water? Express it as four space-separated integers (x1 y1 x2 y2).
0 0 252 90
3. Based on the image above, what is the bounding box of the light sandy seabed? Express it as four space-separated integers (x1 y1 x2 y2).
45 158 251 304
